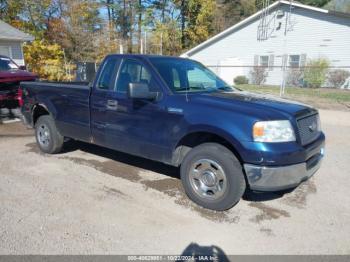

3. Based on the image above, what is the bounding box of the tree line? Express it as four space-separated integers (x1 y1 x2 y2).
0 0 335 79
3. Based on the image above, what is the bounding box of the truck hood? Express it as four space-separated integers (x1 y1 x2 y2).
192 90 314 120
0 69 37 83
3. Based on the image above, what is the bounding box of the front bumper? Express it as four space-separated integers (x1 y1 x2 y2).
244 148 324 191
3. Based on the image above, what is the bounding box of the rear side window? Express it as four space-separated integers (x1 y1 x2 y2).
96 58 119 90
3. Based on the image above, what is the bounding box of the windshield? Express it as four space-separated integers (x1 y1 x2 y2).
149 57 235 93
0 57 19 71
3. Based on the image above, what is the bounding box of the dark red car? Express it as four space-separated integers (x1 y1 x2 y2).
0 55 37 109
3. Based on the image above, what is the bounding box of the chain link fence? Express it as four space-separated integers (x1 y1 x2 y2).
206 65 350 89
35 61 350 90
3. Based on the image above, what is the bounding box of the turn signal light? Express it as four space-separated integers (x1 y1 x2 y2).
253 123 265 137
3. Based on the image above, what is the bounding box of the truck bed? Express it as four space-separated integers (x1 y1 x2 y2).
20 80 91 142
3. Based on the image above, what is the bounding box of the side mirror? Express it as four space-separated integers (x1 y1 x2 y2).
128 82 158 100
19 65 27 70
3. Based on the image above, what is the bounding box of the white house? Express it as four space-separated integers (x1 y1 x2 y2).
181 0 350 86
0 20 34 66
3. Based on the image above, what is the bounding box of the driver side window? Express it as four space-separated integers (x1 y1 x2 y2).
116 60 155 93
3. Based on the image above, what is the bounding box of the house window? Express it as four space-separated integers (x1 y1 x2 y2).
259 56 269 67
289 55 300 68
0 46 11 57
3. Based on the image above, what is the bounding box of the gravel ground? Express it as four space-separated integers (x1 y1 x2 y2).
0 109 349 255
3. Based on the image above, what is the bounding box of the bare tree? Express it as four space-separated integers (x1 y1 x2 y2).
250 66 268 85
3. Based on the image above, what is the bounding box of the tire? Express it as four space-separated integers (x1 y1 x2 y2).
0 108 9 117
10 108 22 118
180 143 246 211
35 115 64 154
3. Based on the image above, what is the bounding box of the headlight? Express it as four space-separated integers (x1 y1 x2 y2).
253 120 296 142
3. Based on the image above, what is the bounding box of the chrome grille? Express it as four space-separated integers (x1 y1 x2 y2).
297 113 320 146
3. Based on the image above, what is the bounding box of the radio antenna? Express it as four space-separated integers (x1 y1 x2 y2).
185 85 189 102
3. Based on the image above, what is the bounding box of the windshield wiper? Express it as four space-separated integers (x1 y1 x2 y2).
176 87 190 91
217 86 233 91
176 86 206 92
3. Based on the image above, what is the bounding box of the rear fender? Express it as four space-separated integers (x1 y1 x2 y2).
31 100 57 126
32 95 58 120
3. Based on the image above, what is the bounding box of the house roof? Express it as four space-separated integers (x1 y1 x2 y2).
181 0 350 57
0 20 34 41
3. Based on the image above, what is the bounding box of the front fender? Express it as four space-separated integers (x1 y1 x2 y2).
172 119 263 166
185 124 245 154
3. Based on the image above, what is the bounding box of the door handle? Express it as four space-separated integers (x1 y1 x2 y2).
95 122 105 129
106 100 118 110
92 102 106 112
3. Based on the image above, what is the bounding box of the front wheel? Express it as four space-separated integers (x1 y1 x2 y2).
35 115 64 154
180 143 246 211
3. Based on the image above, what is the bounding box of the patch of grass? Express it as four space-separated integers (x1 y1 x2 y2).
237 85 350 103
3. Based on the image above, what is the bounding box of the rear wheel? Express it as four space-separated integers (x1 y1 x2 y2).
35 115 64 154
180 143 246 211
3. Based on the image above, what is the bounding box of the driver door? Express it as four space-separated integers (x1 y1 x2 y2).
103 58 169 160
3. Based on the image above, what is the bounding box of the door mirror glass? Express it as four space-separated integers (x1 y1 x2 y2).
128 83 158 100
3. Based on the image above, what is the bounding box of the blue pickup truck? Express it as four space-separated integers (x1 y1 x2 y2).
20 54 325 211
